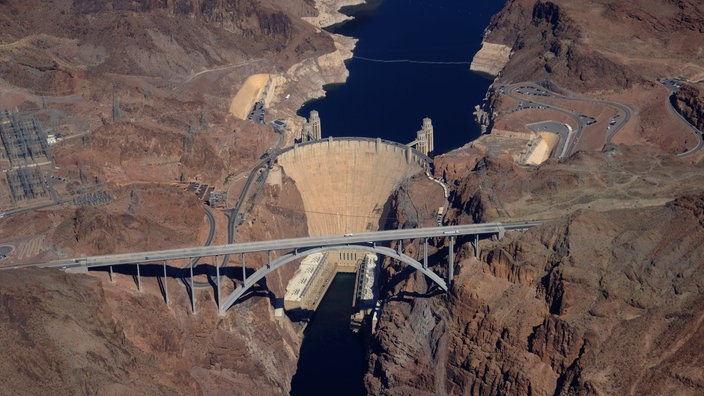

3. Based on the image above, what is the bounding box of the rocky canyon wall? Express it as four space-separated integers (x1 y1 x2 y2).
672 84 704 132
365 193 704 395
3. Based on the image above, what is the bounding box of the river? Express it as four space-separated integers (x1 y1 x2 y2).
289 274 365 396
291 1 505 394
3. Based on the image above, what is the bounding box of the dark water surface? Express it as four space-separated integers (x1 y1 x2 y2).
299 0 506 154
291 1 505 394
289 274 365 396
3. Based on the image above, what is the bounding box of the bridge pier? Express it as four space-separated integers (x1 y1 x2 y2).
448 236 455 289
136 263 142 292
215 255 221 311
474 234 480 259
397 239 403 255
190 264 196 314
423 238 428 269
242 253 246 282
163 260 169 306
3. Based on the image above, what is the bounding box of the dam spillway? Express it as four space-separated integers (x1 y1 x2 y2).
276 137 429 236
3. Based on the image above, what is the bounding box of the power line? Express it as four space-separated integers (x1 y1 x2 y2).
353 56 471 65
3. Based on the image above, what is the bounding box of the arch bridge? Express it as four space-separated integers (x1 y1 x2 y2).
11 221 543 315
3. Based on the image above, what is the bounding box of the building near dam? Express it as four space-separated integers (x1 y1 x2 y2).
283 250 380 329
283 253 337 320
350 253 379 332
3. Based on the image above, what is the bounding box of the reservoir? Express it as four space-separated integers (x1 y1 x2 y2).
291 0 506 394
299 0 506 154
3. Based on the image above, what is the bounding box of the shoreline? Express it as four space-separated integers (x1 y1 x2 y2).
303 0 367 29
267 0 366 146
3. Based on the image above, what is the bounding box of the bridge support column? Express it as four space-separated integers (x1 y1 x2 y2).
190 264 196 314
108 265 114 283
498 227 505 239
474 234 480 259
423 238 428 269
448 237 455 289
242 253 246 282
163 260 169 306
215 255 221 312
136 263 142 292
397 240 403 255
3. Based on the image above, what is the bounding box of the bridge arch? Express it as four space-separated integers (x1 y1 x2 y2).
218 244 447 315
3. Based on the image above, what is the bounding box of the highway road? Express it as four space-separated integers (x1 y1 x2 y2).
9 220 545 271
504 83 632 158
181 206 217 289
660 81 704 157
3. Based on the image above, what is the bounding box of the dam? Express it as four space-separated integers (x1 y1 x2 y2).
275 136 429 325
275 137 429 236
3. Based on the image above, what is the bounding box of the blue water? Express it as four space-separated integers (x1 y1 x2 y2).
291 1 505 394
299 0 506 154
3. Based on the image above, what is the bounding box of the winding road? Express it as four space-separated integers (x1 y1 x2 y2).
660 81 704 157
502 83 632 158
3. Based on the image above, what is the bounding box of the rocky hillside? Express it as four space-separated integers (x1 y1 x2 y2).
0 0 332 86
672 84 704 132
0 267 301 394
485 0 704 93
0 0 341 259
0 168 310 393
366 193 704 395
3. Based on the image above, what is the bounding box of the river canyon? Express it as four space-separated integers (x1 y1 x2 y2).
1 0 704 395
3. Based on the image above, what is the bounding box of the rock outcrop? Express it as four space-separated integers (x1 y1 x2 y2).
366 193 704 395
671 84 704 132
470 42 512 77
479 0 704 93
0 267 301 394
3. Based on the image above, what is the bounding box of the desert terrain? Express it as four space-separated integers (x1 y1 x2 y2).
0 0 703 395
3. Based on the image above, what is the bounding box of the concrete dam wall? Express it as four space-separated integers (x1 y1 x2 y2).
276 138 428 236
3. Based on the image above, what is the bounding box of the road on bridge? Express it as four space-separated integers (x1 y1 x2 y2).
9 220 545 271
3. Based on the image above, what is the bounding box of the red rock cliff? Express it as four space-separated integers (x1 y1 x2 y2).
365 193 704 395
